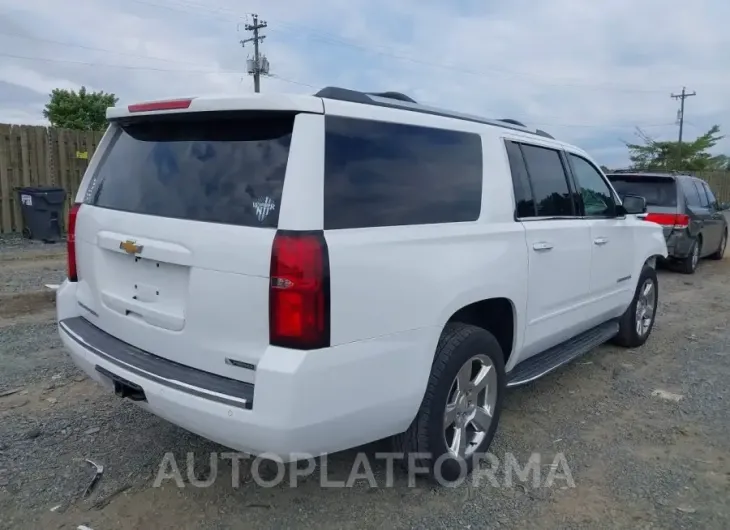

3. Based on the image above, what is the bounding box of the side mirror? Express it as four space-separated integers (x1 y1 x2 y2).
620 194 647 215
718 202 730 211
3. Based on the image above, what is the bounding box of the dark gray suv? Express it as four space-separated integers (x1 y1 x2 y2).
607 171 728 274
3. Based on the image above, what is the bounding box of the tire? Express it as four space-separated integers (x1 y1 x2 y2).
392 323 506 484
678 238 700 274
613 265 659 348
709 229 727 260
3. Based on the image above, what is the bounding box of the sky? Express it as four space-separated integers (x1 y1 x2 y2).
1 0 729 168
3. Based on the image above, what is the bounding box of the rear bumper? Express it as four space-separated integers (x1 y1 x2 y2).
60 317 255 409
664 229 694 259
56 280 434 460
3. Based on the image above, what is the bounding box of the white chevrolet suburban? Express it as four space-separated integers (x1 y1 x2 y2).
56 87 668 482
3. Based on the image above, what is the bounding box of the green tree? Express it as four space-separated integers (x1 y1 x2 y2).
714 154 730 170
43 86 118 131
625 125 726 171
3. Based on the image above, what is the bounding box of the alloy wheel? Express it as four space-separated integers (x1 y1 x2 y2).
443 354 498 458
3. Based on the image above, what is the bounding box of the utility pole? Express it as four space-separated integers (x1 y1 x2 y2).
241 14 268 93
671 87 696 169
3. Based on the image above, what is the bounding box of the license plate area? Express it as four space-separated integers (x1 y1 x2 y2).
97 249 189 330
96 365 147 402
127 255 184 303
99 244 190 302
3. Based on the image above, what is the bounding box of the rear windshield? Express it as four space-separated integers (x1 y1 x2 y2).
607 175 677 207
85 112 294 228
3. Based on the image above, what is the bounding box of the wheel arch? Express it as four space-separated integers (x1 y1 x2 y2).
440 297 517 366
634 224 668 279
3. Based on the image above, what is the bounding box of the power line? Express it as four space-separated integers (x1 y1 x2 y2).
0 30 214 67
0 51 238 73
267 74 316 88
0 51 700 130
0 30 713 128
0 32 304 91
121 0 708 95
2 24 720 132
0 50 313 92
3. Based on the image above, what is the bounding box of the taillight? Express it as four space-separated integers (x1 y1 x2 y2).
269 231 330 350
673 214 690 228
644 213 689 229
67 203 81 282
128 98 193 113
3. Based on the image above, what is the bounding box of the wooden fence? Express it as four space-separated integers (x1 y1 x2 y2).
699 171 730 205
0 122 729 234
0 124 104 234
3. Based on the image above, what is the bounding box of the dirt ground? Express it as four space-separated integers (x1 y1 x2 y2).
1 235 729 530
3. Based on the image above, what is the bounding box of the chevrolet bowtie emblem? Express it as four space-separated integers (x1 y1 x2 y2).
119 240 143 255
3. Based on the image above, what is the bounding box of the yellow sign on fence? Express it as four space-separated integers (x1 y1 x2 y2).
76 151 88 159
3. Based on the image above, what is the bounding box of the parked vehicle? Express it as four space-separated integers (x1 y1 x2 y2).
607 171 728 274
56 88 667 483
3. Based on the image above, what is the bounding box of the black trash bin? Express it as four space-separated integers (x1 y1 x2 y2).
16 187 67 242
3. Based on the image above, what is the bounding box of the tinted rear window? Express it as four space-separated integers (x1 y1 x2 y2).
607 176 677 207
504 140 536 217
86 113 294 228
680 178 702 207
519 144 575 217
323 116 483 229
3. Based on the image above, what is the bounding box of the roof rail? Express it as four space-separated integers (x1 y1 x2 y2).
499 118 526 127
313 86 555 140
314 87 418 104
609 169 680 175
367 91 417 103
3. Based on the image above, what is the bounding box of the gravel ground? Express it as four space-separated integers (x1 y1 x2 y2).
0 235 67 296
0 234 66 259
1 234 729 530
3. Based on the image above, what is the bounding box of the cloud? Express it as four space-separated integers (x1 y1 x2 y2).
0 64 87 95
0 0 728 166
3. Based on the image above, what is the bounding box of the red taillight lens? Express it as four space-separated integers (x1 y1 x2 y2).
644 213 689 228
67 203 81 282
128 98 193 113
673 214 689 228
269 231 330 350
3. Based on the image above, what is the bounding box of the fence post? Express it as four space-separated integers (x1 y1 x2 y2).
0 124 11 233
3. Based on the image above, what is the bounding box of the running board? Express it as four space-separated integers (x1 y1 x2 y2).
507 320 619 388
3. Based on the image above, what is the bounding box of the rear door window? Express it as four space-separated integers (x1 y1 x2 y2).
681 178 702 207
519 144 575 217
701 181 718 207
505 140 536 217
86 113 294 228
693 179 710 207
323 116 483 229
607 176 678 207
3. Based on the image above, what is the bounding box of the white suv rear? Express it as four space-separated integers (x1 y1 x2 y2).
57 88 667 482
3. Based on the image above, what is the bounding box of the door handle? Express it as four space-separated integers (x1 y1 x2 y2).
594 237 609 246
532 241 553 251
